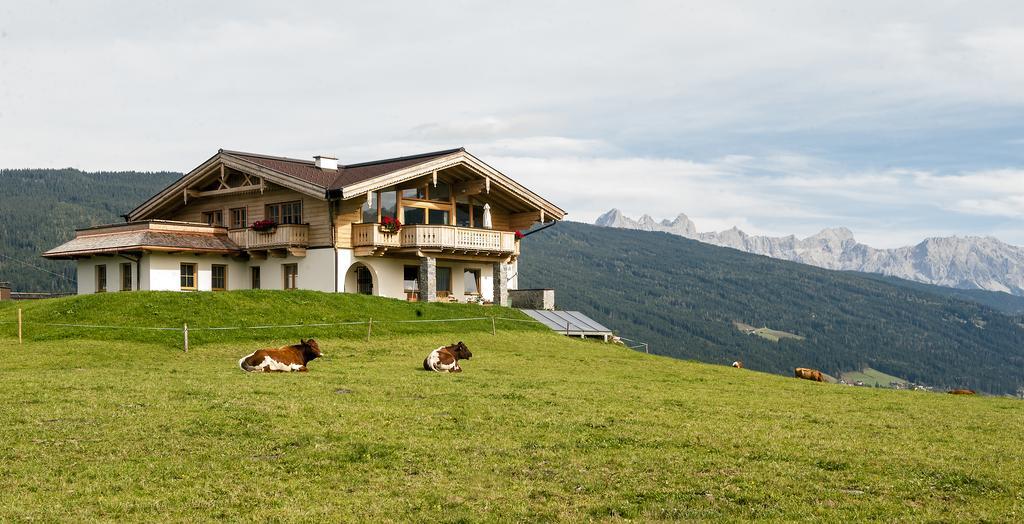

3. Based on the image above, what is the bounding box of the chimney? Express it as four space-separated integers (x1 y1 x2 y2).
314 155 338 170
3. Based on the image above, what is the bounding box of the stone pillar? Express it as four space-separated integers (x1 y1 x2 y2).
492 262 509 306
418 256 436 302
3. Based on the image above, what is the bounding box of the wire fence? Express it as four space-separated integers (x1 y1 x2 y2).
4 308 650 353
3 310 552 352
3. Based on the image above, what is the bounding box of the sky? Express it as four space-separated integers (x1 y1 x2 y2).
2 1 1024 247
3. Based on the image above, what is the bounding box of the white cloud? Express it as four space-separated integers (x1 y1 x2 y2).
2 1 1024 247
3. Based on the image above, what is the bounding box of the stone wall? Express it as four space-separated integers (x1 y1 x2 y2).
509 288 555 310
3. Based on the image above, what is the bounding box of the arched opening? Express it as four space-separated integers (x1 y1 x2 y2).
344 262 377 296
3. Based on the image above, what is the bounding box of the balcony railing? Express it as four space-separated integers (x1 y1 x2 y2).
228 224 309 250
352 223 517 255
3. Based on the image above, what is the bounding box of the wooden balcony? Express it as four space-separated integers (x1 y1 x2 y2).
228 224 309 257
352 223 518 258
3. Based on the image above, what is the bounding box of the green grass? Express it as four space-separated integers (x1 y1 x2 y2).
1 293 1023 520
0 290 543 347
733 321 805 342
841 367 910 387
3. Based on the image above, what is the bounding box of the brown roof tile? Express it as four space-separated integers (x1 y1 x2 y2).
222 148 463 193
44 227 238 258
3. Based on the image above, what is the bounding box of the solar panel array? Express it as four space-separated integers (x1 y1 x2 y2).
519 309 613 335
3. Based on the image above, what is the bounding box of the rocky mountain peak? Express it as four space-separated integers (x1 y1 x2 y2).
593 208 1024 296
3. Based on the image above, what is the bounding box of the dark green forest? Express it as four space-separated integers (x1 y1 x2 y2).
519 222 1024 395
0 169 180 292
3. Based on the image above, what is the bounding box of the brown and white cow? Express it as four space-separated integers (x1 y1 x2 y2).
948 389 976 395
732 361 744 369
423 341 472 373
794 367 825 382
239 339 322 372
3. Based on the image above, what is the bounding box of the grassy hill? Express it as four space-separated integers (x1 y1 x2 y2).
0 290 542 346
0 168 180 292
1 292 1022 521
841 367 911 387
518 222 1024 395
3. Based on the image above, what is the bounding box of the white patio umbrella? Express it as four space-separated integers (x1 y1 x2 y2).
482 203 493 229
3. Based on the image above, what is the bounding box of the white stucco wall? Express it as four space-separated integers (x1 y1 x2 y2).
75 258 139 294
341 256 511 303
248 248 336 292
74 248 515 300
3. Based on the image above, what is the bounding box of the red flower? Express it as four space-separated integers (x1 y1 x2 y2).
514 230 525 239
252 219 278 232
381 216 402 233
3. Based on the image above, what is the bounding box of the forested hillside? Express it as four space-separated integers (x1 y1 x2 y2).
519 222 1024 395
0 169 180 292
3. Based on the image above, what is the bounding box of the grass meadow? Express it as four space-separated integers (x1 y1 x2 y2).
0 292 1022 520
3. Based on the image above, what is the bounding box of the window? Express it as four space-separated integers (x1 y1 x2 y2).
380 191 398 220
401 186 427 200
211 264 227 291
464 269 481 295
428 209 450 225
120 263 132 291
437 267 452 297
456 203 471 227
401 182 450 202
230 208 247 229
266 201 303 225
356 266 373 295
403 206 426 225
283 264 298 290
180 263 197 290
403 266 419 293
251 267 261 289
202 210 224 226
95 265 107 293
472 205 484 229
361 193 378 223
431 181 451 201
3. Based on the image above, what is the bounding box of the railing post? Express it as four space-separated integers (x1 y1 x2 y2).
367 317 373 342
183 323 189 353
491 316 496 336
18 308 23 344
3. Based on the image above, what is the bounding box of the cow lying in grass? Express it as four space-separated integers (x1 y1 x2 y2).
423 341 472 373
239 339 322 372
794 367 825 382
948 389 976 395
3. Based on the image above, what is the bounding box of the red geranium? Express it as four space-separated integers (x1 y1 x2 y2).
252 219 277 232
381 216 402 233
514 230 525 239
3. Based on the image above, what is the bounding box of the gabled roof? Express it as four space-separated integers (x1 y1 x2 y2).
128 147 565 222
222 148 464 190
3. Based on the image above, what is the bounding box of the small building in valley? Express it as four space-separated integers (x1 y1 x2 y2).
43 148 565 305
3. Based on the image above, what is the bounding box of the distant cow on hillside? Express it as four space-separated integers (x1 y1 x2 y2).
239 339 322 372
948 389 976 395
794 367 824 382
732 361 743 369
423 341 472 373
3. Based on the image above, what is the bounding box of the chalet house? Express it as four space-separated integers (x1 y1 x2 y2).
43 148 565 305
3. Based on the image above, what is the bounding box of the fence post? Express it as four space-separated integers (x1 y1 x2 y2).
367 317 373 342
566 321 570 336
644 342 649 354
183 323 189 353
491 316 496 336
18 308 23 344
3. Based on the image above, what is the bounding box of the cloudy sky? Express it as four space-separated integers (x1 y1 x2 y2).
2 1 1024 247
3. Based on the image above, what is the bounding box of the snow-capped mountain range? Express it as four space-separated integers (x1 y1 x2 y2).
595 209 1024 296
